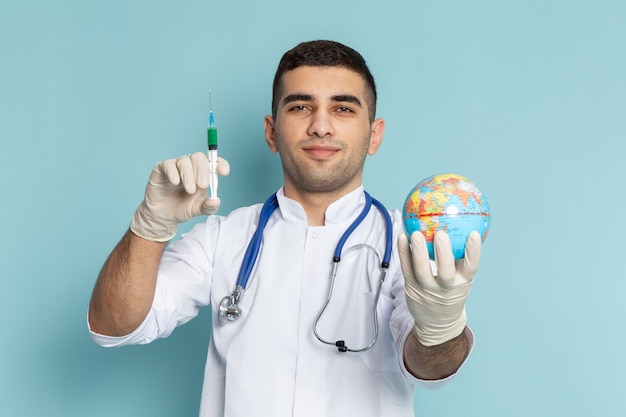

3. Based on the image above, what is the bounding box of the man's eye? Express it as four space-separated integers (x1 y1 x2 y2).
337 106 353 113
290 105 308 111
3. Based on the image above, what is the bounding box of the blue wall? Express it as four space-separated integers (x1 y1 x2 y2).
2 1 625 415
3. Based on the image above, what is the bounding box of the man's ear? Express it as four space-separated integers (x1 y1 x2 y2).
264 115 279 153
367 118 385 156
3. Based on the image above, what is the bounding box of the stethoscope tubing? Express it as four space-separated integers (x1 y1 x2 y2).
313 193 392 352
218 191 393 352
236 193 279 290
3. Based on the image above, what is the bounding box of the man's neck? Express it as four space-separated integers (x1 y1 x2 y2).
282 184 361 226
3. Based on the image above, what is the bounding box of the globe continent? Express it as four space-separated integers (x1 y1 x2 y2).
402 173 491 261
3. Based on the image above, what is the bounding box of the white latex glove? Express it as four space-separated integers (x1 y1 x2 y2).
398 230 481 346
130 152 230 242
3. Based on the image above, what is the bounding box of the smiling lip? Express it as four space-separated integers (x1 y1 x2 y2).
303 146 340 159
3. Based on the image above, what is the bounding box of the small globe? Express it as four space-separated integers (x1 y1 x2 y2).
402 173 491 261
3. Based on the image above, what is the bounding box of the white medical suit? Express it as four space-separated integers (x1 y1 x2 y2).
90 186 473 417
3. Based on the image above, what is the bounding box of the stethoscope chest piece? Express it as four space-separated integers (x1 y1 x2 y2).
218 285 244 325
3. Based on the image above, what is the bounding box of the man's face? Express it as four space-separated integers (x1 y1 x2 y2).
264 66 384 199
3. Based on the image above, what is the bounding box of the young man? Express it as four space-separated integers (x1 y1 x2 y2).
88 40 481 417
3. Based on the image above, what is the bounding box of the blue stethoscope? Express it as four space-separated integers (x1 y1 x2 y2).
218 191 393 353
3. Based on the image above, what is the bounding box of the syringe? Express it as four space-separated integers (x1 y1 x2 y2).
207 90 218 199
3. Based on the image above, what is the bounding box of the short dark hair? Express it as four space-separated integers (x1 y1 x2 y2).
271 40 377 121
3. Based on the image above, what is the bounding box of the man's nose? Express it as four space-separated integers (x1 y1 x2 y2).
307 109 335 138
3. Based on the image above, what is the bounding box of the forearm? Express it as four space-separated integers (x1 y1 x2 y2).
88 229 167 336
403 327 470 380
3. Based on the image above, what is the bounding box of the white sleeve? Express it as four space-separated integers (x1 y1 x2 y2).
88 218 219 347
88 310 162 347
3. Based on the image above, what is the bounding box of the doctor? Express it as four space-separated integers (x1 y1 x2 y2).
88 40 482 416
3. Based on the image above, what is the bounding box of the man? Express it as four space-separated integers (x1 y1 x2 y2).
88 40 481 416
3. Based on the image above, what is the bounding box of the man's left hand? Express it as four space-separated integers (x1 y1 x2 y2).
398 231 481 346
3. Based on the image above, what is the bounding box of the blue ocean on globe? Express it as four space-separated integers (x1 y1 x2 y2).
402 173 491 261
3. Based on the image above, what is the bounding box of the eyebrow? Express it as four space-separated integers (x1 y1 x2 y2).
283 94 313 105
282 93 363 108
332 94 362 108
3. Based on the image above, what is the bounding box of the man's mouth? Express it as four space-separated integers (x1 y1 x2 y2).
302 141 343 159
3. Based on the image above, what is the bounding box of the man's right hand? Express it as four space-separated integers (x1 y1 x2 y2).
130 152 230 242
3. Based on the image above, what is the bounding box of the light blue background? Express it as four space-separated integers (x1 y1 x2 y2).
2 0 625 416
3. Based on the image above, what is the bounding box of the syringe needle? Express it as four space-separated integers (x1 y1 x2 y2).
207 90 218 199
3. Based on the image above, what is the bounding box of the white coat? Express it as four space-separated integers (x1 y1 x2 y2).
90 187 472 416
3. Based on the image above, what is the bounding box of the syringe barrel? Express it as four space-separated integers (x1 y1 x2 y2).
207 127 218 149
